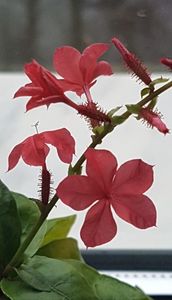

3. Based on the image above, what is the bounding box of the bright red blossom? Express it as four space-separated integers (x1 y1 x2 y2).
140 108 169 135
8 128 75 171
14 60 72 111
14 60 111 128
57 148 156 247
53 43 113 96
112 37 152 85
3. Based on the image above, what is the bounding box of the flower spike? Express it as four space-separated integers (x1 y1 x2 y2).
112 37 152 85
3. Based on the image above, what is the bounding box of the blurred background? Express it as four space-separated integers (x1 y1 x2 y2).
0 0 171 71
0 0 172 250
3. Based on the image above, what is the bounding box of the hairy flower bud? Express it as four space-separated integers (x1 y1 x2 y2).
77 102 111 128
139 108 169 135
112 37 152 85
41 167 51 205
160 57 172 70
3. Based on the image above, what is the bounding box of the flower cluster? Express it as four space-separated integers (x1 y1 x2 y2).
8 36 172 247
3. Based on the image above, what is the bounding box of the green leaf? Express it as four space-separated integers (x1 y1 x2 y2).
13 193 47 257
65 259 99 287
0 181 21 273
94 274 152 300
140 87 150 98
150 76 169 87
107 106 122 117
126 104 140 114
0 289 9 299
66 260 152 300
37 237 82 260
41 215 76 247
1 255 98 300
1 279 58 300
1 256 152 300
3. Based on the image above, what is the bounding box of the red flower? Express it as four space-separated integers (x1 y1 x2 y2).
139 108 169 135
53 43 113 96
14 60 72 111
14 59 111 128
112 37 152 85
57 148 156 247
160 57 172 70
8 128 75 171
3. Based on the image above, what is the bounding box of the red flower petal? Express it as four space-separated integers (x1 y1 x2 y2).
8 143 24 171
57 79 82 93
40 68 64 94
79 54 97 84
82 43 110 59
22 135 49 167
24 60 42 85
26 95 64 111
8 135 49 170
57 175 103 210
41 128 75 164
57 79 95 96
85 149 117 193
112 159 153 195
53 46 83 84
92 61 113 79
112 194 156 229
14 86 43 97
81 200 117 247
80 43 111 84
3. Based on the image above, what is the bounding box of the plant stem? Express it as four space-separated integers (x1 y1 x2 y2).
72 80 172 173
3 80 172 277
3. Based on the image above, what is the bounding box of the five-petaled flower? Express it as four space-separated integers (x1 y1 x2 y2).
57 148 156 247
53 43 113 96
112 37 152 86
53 43 113 128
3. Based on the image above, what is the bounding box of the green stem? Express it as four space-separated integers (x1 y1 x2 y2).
72 80 172 173
3 80 172 277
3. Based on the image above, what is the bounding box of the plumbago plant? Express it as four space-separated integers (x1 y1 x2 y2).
0 37 172 300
